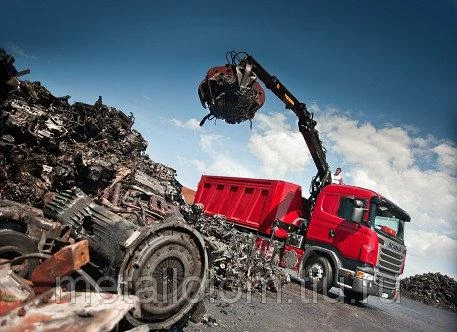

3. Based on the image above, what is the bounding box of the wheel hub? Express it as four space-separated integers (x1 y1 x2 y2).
308 262 324 282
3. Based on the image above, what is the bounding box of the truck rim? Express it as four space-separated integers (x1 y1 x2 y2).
308 262 324 282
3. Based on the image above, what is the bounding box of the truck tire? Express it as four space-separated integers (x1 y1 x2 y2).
343 289 368 303
303 255 333 294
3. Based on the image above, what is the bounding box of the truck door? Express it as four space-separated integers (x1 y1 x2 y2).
306 193 339 246
333 197 367 261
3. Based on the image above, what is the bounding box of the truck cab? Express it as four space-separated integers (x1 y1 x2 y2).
300 184 409 300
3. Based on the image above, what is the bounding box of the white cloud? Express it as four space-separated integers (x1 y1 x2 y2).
182 134 253 178
167 118 203 131
4 41 37 60
248 113 311 178
187 158 206 172
192 155 253 177
432 142 457 176
405 230 457 278
141 94 151 101
199 134 223 150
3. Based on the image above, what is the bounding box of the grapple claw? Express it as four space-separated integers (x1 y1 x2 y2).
198 63 265 126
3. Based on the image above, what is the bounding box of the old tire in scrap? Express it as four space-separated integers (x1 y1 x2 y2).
119 220 208 330
303 255 334 294
0 229 38 278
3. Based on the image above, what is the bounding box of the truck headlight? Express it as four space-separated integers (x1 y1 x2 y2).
356 270 374 281
363 273 374 281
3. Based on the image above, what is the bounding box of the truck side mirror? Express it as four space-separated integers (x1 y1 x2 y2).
350 199 364 224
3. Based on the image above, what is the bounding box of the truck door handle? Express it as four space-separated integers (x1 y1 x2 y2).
329 229 335 237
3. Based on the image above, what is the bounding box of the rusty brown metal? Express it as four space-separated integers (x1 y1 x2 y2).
31 240 90 293
0 201 72 255
0 262 34 316
0 287 140 331
181 186 196 204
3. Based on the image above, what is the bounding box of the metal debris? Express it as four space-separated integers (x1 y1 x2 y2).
0 48 287 330
0 49 29 101
181 204 289 292
0 262 34 315
31 240 90 294
44 188 208 330
0 287 140 331
400 273 457 312
0 49 209 329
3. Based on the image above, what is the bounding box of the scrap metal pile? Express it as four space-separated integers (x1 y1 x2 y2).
400 273 457 312
0 49 286 329
181 204 288 293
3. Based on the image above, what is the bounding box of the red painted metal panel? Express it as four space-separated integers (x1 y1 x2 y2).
195 175 303 236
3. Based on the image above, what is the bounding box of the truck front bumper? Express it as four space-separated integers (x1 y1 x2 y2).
351 267 399 300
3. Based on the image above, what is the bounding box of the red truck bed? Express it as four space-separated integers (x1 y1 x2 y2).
194 175 305 238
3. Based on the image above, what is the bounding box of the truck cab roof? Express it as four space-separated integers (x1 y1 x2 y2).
322 184 410 221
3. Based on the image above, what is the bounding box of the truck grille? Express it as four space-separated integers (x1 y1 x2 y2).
375 234 405 290
375 273 398 290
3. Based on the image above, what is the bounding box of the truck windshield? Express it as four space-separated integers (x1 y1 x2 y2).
369 200 408 243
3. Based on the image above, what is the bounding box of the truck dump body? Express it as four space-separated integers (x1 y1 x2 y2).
195 175 304 237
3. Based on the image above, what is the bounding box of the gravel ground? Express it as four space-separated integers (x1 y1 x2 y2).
186 283 457 331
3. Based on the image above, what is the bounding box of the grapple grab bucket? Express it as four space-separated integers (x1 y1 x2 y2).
198 63 265 126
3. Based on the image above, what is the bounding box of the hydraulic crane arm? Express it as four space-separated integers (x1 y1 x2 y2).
241 54 330 189
198 51 332 204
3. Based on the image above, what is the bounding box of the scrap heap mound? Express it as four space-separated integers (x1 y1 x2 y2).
0 50 286 294
400 273 457 312
182 204 288 292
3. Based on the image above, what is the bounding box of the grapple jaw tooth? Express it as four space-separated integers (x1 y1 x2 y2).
197 81 208 108
197 64 265 126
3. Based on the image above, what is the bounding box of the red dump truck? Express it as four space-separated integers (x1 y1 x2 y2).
196 52 410 301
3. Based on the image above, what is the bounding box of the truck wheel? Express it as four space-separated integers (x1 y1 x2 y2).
343 289 368 303
303 255 333 294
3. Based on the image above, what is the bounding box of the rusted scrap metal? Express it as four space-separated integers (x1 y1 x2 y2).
0 48 29 101
0 240 91 316
31 240 90 294
401 273 457 312
0 262 34 316
0 68 208 328
0 287 140 332
0 200 71 254
0 48 288 330
44 188 208 330
181 204 289 292
0 200 71 279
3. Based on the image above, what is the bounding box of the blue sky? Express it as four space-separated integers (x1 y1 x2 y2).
3 1 456 139
2 1 457 277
